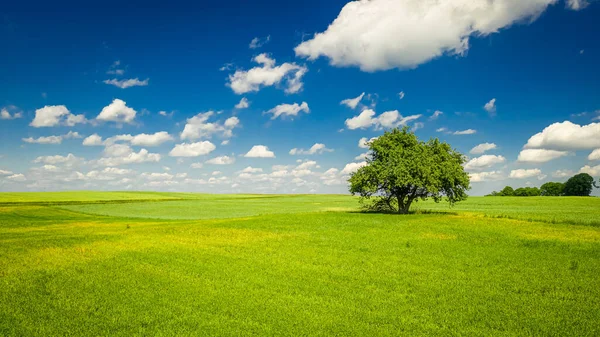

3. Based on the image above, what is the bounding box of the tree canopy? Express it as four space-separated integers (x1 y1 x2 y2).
563 173 595 196
348 127 470 214
540 182 564 196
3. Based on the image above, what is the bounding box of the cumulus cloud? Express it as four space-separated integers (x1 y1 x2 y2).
169 141 217 157
470 143 497 154
341 161 367 175
0 107 23 120
83 134 103 146
510 168 543 179
227 53 308 94
0 169 14 175
464 155 506 171
453 129 477 135
429 110 443 121
206 156 236 165
22 135 64 144
129 132 174 147
235 97 250 109
103 78 149 89
345 109 421 130
30 105 87 127
525 121 600 150
7 174 26 182
191 163 204 169
517 149 570 163
265 102 309 120
469 171 504 183
96 99 137 124
484 98 497 116
358 137 378 149
34 153 84 166
241 167 263 174
552 169 575 178
588 149 600 161
579 164 600 176
340 93 365 109
289 143 333 155
249 35 270 49
295 0 559 71
244 145 275 158
141 172 174 181
97 146 161 166
180 112 240 141
566 0 590 10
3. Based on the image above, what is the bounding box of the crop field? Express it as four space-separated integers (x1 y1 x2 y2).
1 192 599 336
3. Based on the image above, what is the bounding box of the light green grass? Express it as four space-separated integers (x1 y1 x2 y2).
1 192 599 336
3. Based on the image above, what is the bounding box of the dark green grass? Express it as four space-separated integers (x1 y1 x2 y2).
1 193 599 336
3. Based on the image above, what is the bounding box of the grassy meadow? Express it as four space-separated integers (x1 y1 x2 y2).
1 192 599 336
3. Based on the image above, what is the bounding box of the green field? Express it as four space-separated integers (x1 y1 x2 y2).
1 192 599 336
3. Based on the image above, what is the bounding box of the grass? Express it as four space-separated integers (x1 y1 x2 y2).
1 192 599 336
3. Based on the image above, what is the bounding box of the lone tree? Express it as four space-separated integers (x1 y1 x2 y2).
563 173 596 196
349 127 470 214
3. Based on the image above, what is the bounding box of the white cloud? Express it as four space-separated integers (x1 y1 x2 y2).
525 121 600 150
429 110 443 121
340 93 365 109
206 156 236 165
510 168 542 179
129 132 173 147
295 0 558 71
103 78 149 89
341 161 367 175
107 60 125 75
0 169 14 175
7 174 26 182
34 153 83 166
470 143 497 154
345 109 421 130
436 127 448 133
23 136 63 144
484 98 497 116
566 0 590 10
265 102 309 120
169 141 217 157
83 134 103 146
227 53 308 94
552 169 575 178
97 147 161 166
235 97 250 109
249 35 270 49
588 149 600 161
469 171 504 183
0 107 23 120
241 167 263 173
96 99 137 124
453 129 477 135
180 111 240 141
355 152 369 161
464 155 506 171
358 137 378 149
517 149 570 163
141 172 174 181
244 145 275 158
30 105 87 127
191 163 204 169
289 143 333 155
579 164 600 176
398 91 405 100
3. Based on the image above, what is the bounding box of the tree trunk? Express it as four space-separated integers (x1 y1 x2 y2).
396 195 406 214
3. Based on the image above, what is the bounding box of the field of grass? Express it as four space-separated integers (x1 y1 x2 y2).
1 192 599 335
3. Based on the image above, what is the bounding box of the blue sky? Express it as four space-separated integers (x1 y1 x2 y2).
1 0 599 195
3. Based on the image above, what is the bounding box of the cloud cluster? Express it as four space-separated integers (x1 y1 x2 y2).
30 105 87 127
96 99 137 124
265 102 309 120
244 145 275 158
228 54 307 94
1 106 23 120
289 143 333 155
340 93 365 109
169 141 217 157
470 143 497 155
180 112 240 141
104 78 149 89
23 131 82 145
295 0 558 71
525 121 600 150
509 168 543 179
464 155 506 171
345 109 421 130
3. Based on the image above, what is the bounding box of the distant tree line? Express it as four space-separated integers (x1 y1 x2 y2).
487 173 598 197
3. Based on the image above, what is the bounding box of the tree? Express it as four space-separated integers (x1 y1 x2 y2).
563 173 595 196
540 182 564 196
499 186 514 196
348 127 470 214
